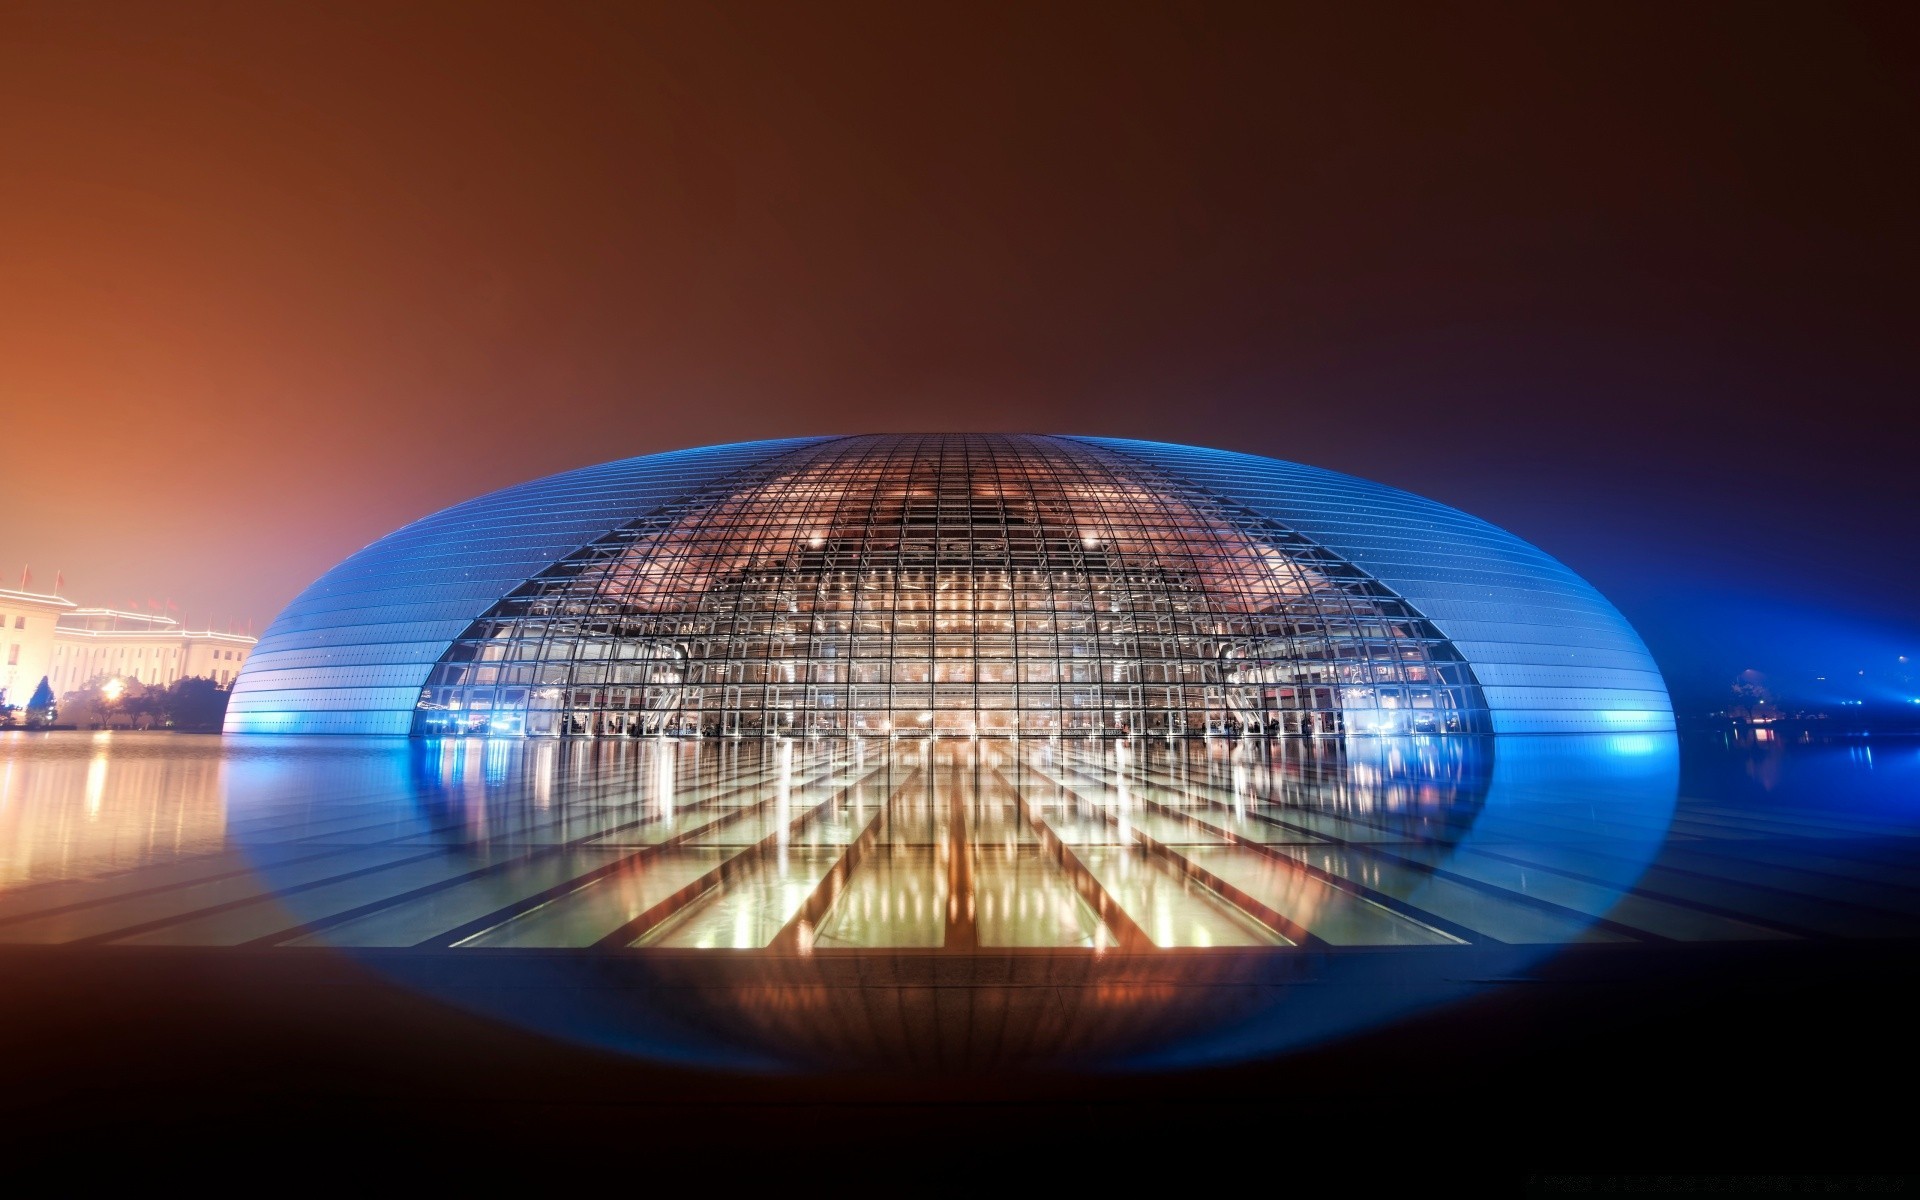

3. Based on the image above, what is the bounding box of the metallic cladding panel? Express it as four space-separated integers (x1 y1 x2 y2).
1070 437 1673 733
226 438 830 733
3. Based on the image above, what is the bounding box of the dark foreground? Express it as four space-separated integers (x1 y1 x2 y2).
2 939 1912 1189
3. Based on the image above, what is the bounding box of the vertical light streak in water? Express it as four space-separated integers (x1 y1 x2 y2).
851 738 866 823
461 743 488 841
653 740 675 820
483 738 510 785
209 749 229 852
533 741 555 811
85 732 110 820
776 737 793 870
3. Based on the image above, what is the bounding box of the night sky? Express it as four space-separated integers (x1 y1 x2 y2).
3 2 1915 711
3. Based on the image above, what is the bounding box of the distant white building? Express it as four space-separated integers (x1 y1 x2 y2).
0 588 257 708
0 589 69 708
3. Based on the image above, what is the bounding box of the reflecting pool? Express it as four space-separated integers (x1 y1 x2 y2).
2 728 1915 1070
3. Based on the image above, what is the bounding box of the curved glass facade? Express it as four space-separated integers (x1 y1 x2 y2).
229 434 1671 736
1072 438 1672 734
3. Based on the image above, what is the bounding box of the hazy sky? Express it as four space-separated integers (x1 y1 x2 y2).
2 2 1914 708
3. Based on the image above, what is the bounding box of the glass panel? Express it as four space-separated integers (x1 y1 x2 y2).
413 435 1487 740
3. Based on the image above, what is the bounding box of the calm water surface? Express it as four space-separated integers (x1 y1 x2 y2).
2 728 1913 1067
5 728 1914 947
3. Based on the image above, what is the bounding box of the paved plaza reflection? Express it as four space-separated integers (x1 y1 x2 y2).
8 728 1919 1069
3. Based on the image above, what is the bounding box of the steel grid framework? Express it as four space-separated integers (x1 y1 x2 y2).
412 435 1486 739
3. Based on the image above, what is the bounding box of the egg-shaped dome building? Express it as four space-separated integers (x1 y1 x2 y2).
227 434 1670 738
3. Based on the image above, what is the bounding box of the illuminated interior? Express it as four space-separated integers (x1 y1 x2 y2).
412 435 1486 739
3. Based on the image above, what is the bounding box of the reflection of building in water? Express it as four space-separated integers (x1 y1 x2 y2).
379 734 1498 953
0 589 258 708
230 435 1673 738
1184 734 1491 822
0 731 228 887
0 729 1703 1067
